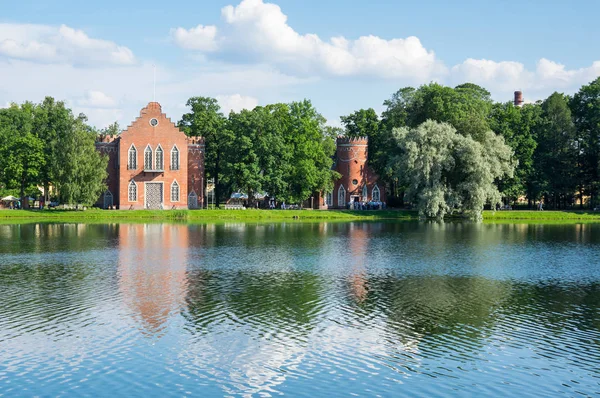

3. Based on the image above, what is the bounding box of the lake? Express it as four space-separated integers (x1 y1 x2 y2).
0 222 599 397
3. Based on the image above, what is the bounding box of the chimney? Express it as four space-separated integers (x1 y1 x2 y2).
514 91 524 107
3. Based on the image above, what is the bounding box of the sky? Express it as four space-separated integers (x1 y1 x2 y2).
1 0 600 129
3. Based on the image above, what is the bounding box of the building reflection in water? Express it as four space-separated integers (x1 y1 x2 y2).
118 224 190 336
347 223 369 304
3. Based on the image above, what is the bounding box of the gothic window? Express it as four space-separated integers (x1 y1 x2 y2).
171 146 180 170
372 185 381 202
362 185 368 201
171 180 180 202
128 180 137 202
144 145 153 170
155 145 164 170
188 191 198 209
338 185 346 207
326 192 333 207
128 145 137 170
103 190 113 209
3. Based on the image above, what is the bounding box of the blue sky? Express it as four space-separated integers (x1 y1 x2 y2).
1 0 599 128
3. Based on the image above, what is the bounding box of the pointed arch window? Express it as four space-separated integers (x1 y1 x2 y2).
326 192 333 207
103 190 113 209
188 191 198 209
144 145 153 170
372 185 381 202
171 146 180 170
338 185 346 208
128 145 137 170
155 145 164 171
128 180 137 202
362 185 368 201
171 180 180 202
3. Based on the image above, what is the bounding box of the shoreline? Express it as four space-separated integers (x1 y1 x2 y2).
1 209 600 224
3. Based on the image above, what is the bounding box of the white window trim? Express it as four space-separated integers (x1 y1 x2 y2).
128 144 137 170
170 144 180 171
338 185 346 208
128 180 138 202
372 184 381 202
171 179 180 202
155 144 164 171
325 191 333 207
144 144 153 170
362 185 368 201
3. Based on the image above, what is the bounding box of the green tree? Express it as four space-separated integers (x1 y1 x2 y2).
54 115 108 205
287 100 338 203
534 93 577 208
489 102 541 204
571 78 600 208
390 120 515 219
0 129 45 199
32 97 74 201
179 97 228 205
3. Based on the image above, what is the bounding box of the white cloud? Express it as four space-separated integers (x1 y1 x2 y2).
0 59 303 130
172 0 445 80
0 23 135 66
170 24 218 51
450 57 600 101
78 90 118 108
216 94 258 114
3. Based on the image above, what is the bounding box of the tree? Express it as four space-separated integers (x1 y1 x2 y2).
489 102 541 204
179 97 228 205
571 78 600 208
390 120 515 219
32 97 74 202
0 128 45 199
54 115 108 205
534 93 577 208
287 100 338 203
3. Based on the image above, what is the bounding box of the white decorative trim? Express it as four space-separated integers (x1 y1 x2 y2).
171 144 180 170
372 184 381 202
144 144 153 170
171 179 180 202
155 144 164 170
128 144 137 170
144 181 164 209
337 185 346 208
128 180 138 202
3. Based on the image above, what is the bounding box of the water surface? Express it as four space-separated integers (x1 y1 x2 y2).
1 222 599 397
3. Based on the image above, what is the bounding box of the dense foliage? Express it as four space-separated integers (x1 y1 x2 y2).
0 98 108 205
5 76 600 213
343 77 600 211
391 121 515 219
179 99 338 204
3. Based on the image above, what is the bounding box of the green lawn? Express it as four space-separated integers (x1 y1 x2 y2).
2 208 600 224
0 208 418 222
482 210 600 221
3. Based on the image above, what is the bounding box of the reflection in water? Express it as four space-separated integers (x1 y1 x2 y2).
118 224 189 336
0 222 599 396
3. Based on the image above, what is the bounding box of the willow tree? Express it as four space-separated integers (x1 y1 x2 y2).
391 120 515 219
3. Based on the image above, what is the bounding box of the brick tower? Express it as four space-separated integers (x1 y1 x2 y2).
331 136 383 208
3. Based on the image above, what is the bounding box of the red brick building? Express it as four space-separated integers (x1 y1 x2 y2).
95 102 204 210
311 136 385 209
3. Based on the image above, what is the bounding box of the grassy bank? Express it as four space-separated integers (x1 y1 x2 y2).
3 208 600 224
0 208 418 223
482 210 600 221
